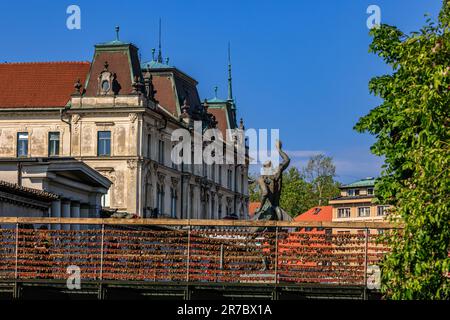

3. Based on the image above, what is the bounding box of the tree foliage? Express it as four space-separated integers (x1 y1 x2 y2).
304 154 341 206
355 1 450 299
280 167 315 216
248 173 261 202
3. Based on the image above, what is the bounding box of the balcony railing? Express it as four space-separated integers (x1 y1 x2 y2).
0 218 400 288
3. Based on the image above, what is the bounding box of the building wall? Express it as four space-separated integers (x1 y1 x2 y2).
0 112 70 157
331 201 385 222
0 107 249 219
0 202 48 217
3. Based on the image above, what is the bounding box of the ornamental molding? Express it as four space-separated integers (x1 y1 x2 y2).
72 114 81 124
171 177 180 187
127 160 138 170
128 113 138 123
157 172 166 184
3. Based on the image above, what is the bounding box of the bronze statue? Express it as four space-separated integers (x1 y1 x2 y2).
253 140 292 221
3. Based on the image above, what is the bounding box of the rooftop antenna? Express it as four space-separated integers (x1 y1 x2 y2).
115 26 120 42
227 42 233 101
157 18 163 63
151 48 156 61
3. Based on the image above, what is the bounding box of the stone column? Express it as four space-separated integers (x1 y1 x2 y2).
61 199 71 231
71 202 80 231
80 203 90 231
50 200 61 230
80 204 90 218
51 200 61 218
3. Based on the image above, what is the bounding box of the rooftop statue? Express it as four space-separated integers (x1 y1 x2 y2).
253 140 293 222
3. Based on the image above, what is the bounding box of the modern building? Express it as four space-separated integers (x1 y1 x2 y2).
0 30 249 219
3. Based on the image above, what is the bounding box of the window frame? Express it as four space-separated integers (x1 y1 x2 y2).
337 207 351 218
358 207 371 217
377 205 389 216
17 132 29 157
48 131 60 157
97 131 111 156
158 140 165 164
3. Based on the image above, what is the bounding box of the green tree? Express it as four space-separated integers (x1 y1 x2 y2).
248 173 260 202
280 167 313 217
304 154 340 206
355 2 450 299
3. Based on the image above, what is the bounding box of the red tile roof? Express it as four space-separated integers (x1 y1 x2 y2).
0 62 90 108
248 202 261 219
294 206 333 222
0 180 59 201
208 108 229 139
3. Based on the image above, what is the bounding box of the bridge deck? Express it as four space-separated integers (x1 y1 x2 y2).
0 218 397 300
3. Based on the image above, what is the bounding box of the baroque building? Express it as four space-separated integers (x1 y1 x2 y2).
0 31 249 219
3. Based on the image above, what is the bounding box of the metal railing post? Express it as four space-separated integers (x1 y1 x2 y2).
99 224 105 281
14 223 19 280
274 226 279 284
186 226 191 283
363 227 369 300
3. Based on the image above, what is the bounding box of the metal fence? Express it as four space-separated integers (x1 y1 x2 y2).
0 218 397 287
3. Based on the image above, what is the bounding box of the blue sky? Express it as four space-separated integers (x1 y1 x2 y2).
0 0 442 183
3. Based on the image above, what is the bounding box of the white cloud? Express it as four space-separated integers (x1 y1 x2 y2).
285 150 324 158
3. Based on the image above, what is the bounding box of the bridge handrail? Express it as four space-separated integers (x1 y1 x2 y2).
0 217 403 229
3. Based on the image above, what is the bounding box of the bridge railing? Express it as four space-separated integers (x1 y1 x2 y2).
0 218 400 287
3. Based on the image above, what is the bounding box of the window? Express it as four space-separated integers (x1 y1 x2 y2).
227 168 233 189
189 189 194 218
367 188 374 195
170 187 177 218
147 134 152 158
305 227 313 232
101 190 111 208
211 164 216 182
337 208 351 218
17 132 28 157
377 206 389 216
211 196 215 219
241 174 244 193
97 131 111 156
218 166 222 185
158 140 165 164
347 189 354 196
202 163 207 178
358 207 371 217
218 202 222 218
157 184 165 215
48 132 60 156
